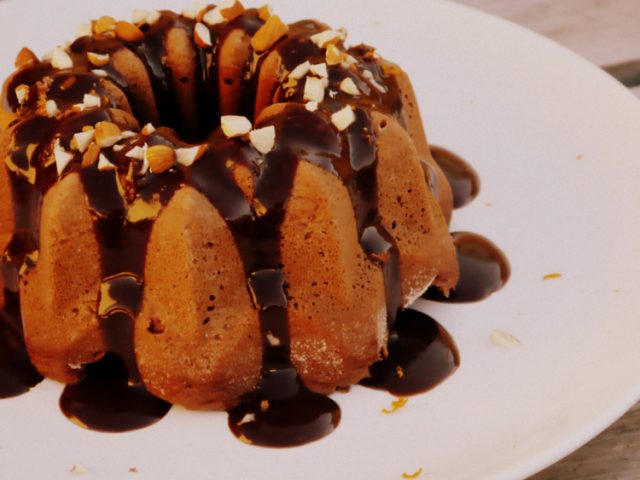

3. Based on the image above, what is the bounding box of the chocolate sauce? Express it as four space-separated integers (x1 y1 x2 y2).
0 7 509 447
425 232 510 303
0 294 42 398
431 146 480 209
361 309 459 395
59 353 170 432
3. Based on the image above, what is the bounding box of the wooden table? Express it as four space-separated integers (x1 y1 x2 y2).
452 1 640 478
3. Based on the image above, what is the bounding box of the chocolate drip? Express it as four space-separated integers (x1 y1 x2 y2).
59 353 170 432
425 232 510 303
431 146 480 209
361 309 459 395
0 291 43 398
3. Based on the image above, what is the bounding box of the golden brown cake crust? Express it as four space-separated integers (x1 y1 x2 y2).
136 187 262 410
21 173 106 384
283 161 387 393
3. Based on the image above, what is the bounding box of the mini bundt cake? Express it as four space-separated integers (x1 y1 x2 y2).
0 3 458 410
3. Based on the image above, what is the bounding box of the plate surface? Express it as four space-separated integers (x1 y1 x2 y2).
2 0 640 479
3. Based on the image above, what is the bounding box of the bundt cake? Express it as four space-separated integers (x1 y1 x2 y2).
0 2 458 415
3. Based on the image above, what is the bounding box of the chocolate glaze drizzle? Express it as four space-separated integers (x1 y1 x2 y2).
0 6 509 446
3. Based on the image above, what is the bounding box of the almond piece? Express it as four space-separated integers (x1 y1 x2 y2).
82 142 100 167
94 121 122 147
15 48 39 68
221 0 244 21
76 23 92 39
257 4 273 21
249 126 276 154
131 9 150 25
87 52 110 67
83 93 101 108
145 145 176 174
116 21 144 42
305 101 318 112
126 145 146 160
71 130 95 153
310 63 328 78
325 44 343 66
303 77 325 103
221 115 252 138
310 29 346 49
339 77 360 96
51 48 73 69
251 15 289 53
45 100 59 117
94 16 116 35
15 85 30 105
182 8 197 19
142 123 156 135
98 153 116 171
176 145 208 167
289 61 311 80
146 11 162 25
331 105 356 131
53 139 75 175
194 23 213 48
92 69 108 77
202 8 225 26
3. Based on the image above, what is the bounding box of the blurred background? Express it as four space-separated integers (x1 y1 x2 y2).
458 0 640 98
453 1 640 478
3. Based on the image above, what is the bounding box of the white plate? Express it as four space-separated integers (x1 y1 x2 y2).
2 0 640 479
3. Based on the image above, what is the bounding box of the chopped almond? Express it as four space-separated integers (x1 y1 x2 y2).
15 48 38 68
194 23 213 48
331 105 356 131
116 21 144 42
221 115 252 138
251 15 289 53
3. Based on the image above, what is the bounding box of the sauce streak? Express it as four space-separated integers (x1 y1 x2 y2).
431 146 480 209
425 232 510 303
59 353 171 432
361 309 459 395
0 294 42 398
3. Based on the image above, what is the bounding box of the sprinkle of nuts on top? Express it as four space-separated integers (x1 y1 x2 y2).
288 61 311 80
303 77 326 103
51 47 73 69
131 9 150 25
251 15 289 53
15 85 30 105
146 10 162 25
305 101 319 112
116 21 145 42
310 63 328 79
310 29 346 49
87 52 110 67
145 144 176 174
71 130 95 153
53 139 75 175
202 8 226 26
331 105 356 131
45 100 60 117
97 153 117 171
94 16 117 35
221 115 252 138
94 121 123 148
15 47 39 68
257 4 273 21
176 145 208 167
194 23 213 48
249 126 276 154
339 77 360 96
